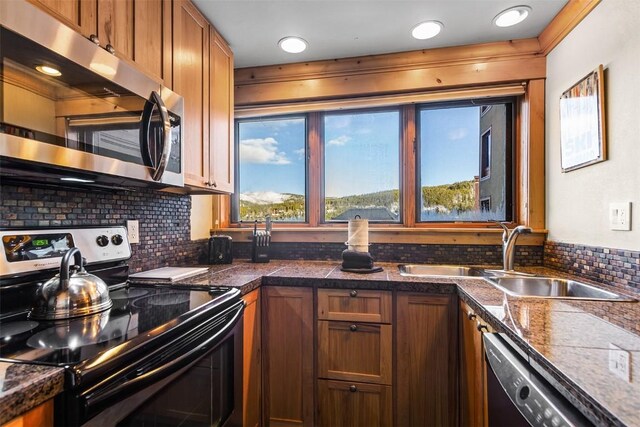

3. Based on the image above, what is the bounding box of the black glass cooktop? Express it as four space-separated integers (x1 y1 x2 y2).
0 285 233 366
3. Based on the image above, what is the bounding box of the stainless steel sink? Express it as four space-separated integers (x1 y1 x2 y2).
399 264 487 277
487 277 637 302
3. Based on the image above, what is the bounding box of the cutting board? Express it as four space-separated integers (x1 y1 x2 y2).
129 267 209 283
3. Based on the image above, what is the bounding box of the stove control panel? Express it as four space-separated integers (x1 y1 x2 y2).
0 226 131 278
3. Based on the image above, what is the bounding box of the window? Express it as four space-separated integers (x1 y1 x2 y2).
323 110 400 222
480 128 491 179
234 116 307 222
417 100 513 222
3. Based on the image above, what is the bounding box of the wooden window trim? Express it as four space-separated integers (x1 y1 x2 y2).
217 81 544 239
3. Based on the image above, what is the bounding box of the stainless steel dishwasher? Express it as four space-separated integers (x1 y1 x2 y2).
483 333 593 427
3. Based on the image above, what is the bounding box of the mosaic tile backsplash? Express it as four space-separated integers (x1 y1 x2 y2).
232 241 544 266
544 241 640 294
0 184 208 272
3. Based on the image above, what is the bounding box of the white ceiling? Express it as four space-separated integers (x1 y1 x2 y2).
193 0 568 69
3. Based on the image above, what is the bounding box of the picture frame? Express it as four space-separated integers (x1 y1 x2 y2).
559 64 606 172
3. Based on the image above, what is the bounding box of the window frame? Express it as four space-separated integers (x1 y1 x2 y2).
480 127 492 181
321 106 403 224
414 97 515 224
232 113 310 224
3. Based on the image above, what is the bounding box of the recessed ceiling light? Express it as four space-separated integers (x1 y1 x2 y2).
411 21 443 40
35 65 61 77
493 6 531 27
278 36 307 54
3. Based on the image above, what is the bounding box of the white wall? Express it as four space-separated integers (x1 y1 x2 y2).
545 0 640 250
190 195 213 240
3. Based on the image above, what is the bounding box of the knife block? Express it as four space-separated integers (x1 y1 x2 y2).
251 234 270 263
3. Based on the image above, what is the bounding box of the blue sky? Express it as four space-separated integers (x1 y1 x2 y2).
238 107 480 196
420 106 480 186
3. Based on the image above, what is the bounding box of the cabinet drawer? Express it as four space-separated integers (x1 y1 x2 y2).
318 321 392 385
318 289 391 323
317 380 392 427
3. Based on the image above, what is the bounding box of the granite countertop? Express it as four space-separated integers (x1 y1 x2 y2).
3 260 638 425
0 362 64 424
177 260 640 426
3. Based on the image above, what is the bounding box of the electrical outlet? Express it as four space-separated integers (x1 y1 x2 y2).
609 202 631 231
127 220 140 244
609 343 631 382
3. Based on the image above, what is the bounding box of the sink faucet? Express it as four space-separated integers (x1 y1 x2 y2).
490 221 532 271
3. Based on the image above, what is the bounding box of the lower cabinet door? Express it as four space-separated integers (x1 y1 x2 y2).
317 380 392 427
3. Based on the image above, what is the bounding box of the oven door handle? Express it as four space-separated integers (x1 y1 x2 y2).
81 301 244 415
140 91 171 181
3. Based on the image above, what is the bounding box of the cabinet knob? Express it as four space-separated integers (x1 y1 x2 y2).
476 321 489 333
349 385 357 393
89 34 100 45
105 44 116 55
212 181 217 187
204 181 211 187
349 290 358 297
467 311 477 321
349 324 357 332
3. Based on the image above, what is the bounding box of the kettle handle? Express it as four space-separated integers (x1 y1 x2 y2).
59 248 84 289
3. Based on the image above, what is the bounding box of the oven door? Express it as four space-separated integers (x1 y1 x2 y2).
59 301 244 427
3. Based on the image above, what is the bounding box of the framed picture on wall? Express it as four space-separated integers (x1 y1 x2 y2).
559 64 606 172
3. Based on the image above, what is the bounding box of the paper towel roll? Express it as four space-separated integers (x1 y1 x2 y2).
347 218 369 252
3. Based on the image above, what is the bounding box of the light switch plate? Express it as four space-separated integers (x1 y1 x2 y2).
609 202 631 231
127 220 140 244
608 343 631 382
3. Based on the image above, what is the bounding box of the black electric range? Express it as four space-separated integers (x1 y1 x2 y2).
0 227 244 426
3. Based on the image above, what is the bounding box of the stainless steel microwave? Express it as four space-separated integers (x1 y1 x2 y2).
0 1 183 189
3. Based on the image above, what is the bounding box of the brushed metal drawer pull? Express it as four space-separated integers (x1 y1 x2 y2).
349 324 357 332
349 385 357 393
349 290 358 297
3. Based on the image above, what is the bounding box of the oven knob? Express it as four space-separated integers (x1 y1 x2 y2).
96 235 109 247
111 234 124 245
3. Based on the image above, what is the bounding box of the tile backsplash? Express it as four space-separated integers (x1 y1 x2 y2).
0 184 207 271
544 241 640 294
233 241 544 266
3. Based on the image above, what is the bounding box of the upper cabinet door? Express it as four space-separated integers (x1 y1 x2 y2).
133 0 172 85
97 0 133 58
27 0 97 36
209 29 235 194
172 0 210 188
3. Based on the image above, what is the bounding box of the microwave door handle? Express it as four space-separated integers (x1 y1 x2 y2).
150 91 171 181
81 302 244 414
140 95 156 169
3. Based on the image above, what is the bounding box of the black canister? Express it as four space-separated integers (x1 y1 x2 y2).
208 235 233 264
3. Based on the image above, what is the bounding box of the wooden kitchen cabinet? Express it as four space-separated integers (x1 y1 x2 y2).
317 289 391 323
459 299 490 427
28 0 171 85
1 399 53 427
396 293 457 427
27 0 97 37
317 380 392 427
172 0 210 188
318 320 392 385
262 286 314 426
208 28 235 193
242 289 261 427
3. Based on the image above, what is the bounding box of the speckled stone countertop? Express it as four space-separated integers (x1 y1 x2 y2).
173 260 640 427
0 362 64 424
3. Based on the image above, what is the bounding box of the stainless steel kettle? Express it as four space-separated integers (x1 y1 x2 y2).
30 247 113 320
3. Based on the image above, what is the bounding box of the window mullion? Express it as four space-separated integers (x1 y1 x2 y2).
307 112 322 226
401 104 416 227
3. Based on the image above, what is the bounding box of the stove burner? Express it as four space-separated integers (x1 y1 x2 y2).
0 321 39 339
26 312 127 350
110 288 149 300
